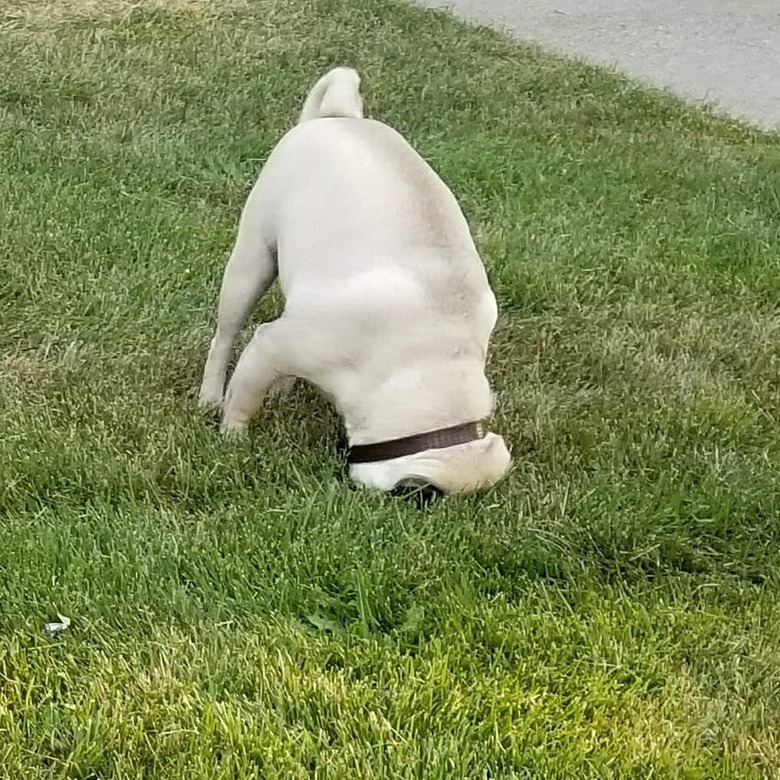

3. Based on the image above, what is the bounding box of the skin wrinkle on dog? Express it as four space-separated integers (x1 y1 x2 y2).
199 67 511 494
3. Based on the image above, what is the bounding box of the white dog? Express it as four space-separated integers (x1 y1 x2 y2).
199 67 511 494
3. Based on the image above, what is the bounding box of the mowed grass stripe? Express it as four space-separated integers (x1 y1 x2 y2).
1 0 779 777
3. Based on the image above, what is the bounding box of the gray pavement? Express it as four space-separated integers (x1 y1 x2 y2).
419 0 780 131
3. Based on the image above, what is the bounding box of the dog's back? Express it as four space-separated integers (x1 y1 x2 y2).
254 117 494 343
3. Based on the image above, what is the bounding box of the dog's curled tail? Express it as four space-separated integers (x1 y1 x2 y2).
298 67 364 123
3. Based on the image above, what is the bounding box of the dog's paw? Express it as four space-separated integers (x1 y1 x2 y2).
220 418 249 439
198 388 224 411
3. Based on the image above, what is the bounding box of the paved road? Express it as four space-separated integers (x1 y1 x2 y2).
419 0 780 131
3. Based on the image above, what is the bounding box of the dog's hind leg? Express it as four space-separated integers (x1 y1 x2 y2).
220 318 296 434
199 203 277 409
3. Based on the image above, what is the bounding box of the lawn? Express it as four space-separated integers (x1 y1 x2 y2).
1 0 780 777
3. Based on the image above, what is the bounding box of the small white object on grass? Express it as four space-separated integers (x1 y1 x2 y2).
44 614 71 637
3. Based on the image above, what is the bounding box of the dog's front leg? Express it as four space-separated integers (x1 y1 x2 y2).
220 320 292 435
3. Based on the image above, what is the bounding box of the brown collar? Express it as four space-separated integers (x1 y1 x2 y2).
347 420 487 465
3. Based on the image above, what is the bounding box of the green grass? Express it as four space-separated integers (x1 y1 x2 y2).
1 0 780 776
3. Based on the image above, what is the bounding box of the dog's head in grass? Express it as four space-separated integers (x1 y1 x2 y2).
350 432 511 495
